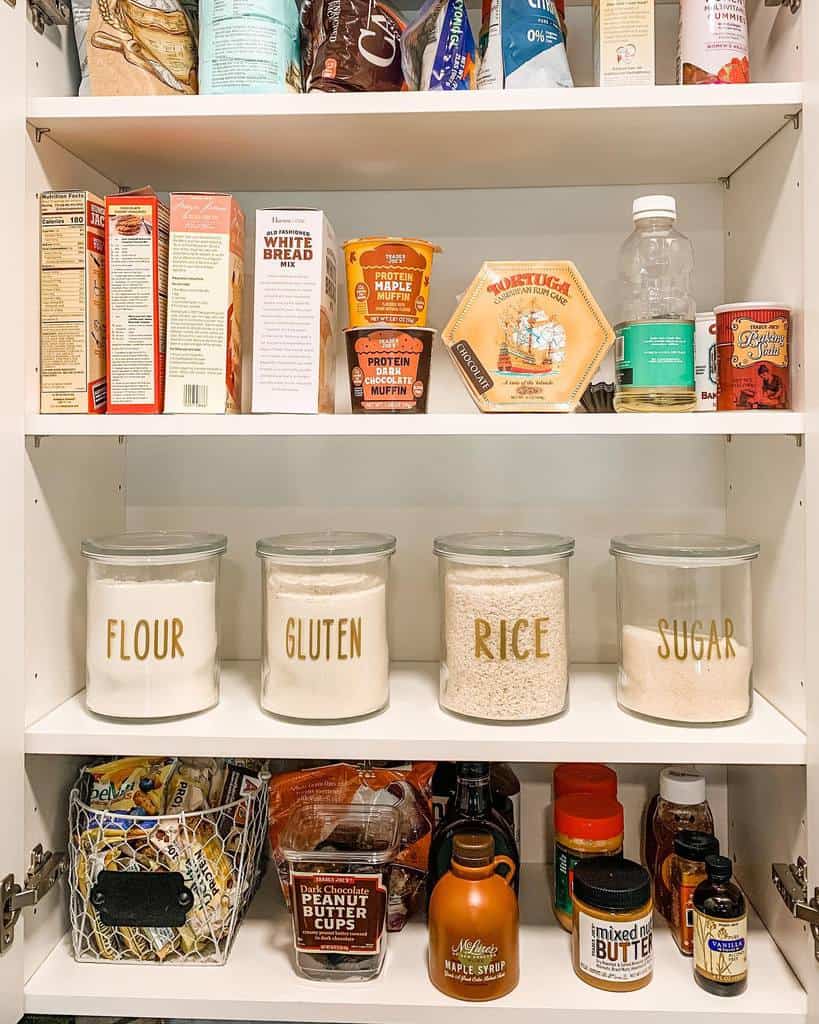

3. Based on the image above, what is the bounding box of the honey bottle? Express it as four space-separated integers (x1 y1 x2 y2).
428 831 519 1001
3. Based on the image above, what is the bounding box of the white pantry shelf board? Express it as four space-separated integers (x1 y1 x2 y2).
26 84 802 192
25 661 806 764
23 865 805 1022
24 411 806 438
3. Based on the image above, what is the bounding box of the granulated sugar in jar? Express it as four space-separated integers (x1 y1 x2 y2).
434 532 574 721
82 531 226 719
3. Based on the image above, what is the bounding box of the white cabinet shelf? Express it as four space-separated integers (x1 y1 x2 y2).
25 662 807 764
23 864 806 1022
26 84 802 192
24 411 806 438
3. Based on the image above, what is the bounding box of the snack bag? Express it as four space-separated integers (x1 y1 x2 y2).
477 0 571 89
81 757 178 817
401 0 477 90
269 762 434 930
300 0 406 91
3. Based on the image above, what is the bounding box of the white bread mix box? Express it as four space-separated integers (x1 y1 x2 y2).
252 209 338 413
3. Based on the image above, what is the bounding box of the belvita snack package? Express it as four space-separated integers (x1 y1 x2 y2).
441 260 614 412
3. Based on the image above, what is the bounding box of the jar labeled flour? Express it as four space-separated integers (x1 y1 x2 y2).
434 532 574 721
257 531 395 720
82 532 226 718
611 534 759 724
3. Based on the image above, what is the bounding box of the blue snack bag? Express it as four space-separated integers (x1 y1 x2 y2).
401 0 478 90
493 0 572 89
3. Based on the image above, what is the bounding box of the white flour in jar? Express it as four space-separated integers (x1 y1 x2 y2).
262 568 389 719
619 623 752 723
86 578 218 718
441 564 568 720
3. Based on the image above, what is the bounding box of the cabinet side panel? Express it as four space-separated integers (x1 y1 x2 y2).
25 437 126 725
726 436 805 730
27 24 79 98
747 0 803 84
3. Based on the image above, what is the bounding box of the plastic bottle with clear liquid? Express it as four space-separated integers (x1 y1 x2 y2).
614 195 696 412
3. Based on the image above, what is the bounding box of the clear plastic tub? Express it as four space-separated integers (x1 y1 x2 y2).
278 803 400 981
433 531 574 721
610 533 759 724
81 531 226 718
257 531 396 720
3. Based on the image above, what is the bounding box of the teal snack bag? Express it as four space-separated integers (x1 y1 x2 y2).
199 0 301 94
479 0 571 89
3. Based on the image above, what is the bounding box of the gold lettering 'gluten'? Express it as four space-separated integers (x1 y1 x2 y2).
656 617 736 661
106 618 185 661
474 617 550 660
285 617 363 661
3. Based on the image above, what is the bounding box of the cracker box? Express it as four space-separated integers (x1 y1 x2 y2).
165 193 245 414
252 209 338 414
593 0 655 87
105 188 169 414
39 190 107 413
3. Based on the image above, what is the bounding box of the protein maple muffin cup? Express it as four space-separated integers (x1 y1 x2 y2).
343 237 441 328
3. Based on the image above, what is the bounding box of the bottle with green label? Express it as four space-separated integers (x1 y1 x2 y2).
614 195 696 412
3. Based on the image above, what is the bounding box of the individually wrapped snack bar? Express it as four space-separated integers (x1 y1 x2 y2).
477 0 571 89
401 0 477 90
301 0 406 92
82 757 178 819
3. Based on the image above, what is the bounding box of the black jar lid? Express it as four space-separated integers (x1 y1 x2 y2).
705 855 734 883
674 830 720 861
573 857 652 912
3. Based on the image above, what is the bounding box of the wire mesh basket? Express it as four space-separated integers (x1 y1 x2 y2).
68 778 268 965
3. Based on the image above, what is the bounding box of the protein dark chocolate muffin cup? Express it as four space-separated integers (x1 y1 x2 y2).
345 325 434 414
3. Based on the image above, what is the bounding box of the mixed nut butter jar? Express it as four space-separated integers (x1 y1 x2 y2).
434 531 574 722
611 533 759 724
257 531 395 720
82 531 226 719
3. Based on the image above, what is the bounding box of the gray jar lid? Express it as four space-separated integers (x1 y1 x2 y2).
257 531 396 563
610 533 759 565
82 531 227 564
434 531 575 562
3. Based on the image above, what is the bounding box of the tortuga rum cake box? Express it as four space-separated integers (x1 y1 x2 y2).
39 190 107 413
165 193 245 413
442 261 615 412
252 209 338 414
105 188 169 414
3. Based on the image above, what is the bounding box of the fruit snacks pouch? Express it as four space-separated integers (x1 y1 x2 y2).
401 0 477 90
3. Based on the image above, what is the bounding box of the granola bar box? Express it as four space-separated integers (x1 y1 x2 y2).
165 193 245 414
441 260 615 412
105 189 169 414
39 190 107 413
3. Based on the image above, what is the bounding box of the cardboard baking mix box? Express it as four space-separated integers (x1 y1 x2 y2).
39 190 107 413
165 193 245 414
252 209 338 414
105 188 169 414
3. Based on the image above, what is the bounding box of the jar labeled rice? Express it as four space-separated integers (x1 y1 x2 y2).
611 533 759 724
434 532 574 721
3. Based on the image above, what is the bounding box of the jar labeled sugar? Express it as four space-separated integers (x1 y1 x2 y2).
82 532 226 719
611 533 759 724
257 531 395 720
434 532 574 721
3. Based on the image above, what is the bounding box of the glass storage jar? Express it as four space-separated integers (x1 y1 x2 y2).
82 531 226 718
257 531 396 720
434 531 574 721
610 533 759 724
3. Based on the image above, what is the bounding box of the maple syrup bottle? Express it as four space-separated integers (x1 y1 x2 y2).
693 856 747 997
428 832 519 1001
427 762 520 902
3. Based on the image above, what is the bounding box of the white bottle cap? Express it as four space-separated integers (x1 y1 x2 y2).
633 195 677 221
660 766 706 805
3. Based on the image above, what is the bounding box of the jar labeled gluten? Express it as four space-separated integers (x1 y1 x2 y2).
434 532 573 721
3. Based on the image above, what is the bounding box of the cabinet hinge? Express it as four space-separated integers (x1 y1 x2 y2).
772 858 819 961
764 0 801 11
27 0 69 34
0 845 66 954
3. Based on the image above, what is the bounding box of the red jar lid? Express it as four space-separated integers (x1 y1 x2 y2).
553 763 618 801
554 793 624 840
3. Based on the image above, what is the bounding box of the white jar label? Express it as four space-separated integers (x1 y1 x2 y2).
577 910 654 984
693 911 747 984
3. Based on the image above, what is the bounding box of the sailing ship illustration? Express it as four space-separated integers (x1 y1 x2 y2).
496 301 567 376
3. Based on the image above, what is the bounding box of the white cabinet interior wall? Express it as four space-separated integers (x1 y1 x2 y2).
6 0 818 1021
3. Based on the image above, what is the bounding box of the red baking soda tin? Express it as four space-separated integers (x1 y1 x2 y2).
714 303 791 410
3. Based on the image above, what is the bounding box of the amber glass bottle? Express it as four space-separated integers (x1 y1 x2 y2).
428 832 519 1001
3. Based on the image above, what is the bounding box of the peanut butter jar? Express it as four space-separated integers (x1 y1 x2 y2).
344 237 441 327
571 857 654 993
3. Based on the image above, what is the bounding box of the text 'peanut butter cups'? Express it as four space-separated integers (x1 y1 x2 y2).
344 237 441 327
345 326 434 413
